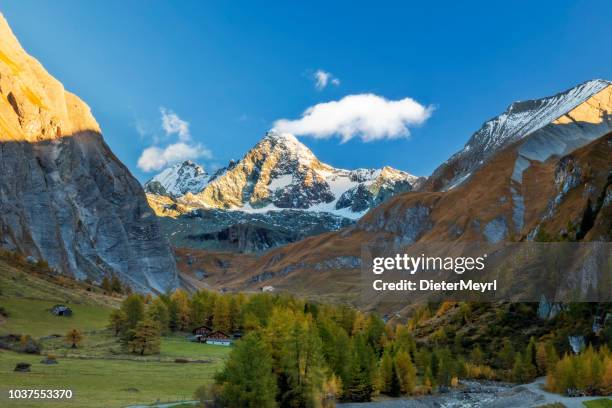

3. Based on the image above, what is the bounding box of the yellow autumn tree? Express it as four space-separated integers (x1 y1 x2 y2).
212 295 231 333
170 289 190 331
395 349 416 394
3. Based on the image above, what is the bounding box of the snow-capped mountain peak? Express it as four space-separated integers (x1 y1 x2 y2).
146 131 423 219
260 130 318 167
427 79 612 191
144 160 209 197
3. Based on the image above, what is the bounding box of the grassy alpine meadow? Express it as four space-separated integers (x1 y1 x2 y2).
0 258 231 407
0 257 117 337
39 331 231 363
160 335 231 361
0 297 112 336
0 348 225 408
583 399 612 408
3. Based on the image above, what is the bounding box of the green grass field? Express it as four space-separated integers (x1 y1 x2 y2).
0 349 224 408
0 297 111 336
160 336 230 361
39 332 231 363
0 259 230 407
584 399 612 408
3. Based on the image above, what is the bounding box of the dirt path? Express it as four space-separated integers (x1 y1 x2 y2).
337 378 609 407
520 377 607 408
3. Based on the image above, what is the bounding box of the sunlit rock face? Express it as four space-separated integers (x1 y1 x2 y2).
147 131 423 218
0 14 177 292
426 79 612 192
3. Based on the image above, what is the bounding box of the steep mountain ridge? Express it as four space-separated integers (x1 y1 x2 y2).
0 14 177 292
425 79 611 192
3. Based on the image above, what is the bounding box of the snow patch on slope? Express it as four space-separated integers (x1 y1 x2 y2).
437 79 612 190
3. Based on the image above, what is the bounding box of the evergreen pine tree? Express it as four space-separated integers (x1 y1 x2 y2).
345 334 376 402
280 318 326 407
216 333 277 408
512 353 525 383
110 274 123 293
498 338 515 370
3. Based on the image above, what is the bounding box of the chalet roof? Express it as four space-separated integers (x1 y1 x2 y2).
192 325 213 333
207 330 230 338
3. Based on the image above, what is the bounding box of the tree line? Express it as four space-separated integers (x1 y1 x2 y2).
107 291 612 406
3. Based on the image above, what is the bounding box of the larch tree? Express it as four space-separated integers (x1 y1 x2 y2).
108 309 127 337
395 349 416 395
121 294 145 330
213 295 231 333
129 319 161 355
65 328 83 349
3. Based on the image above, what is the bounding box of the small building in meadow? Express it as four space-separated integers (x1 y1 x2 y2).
192 325 213 342
205 331 232 346
50 305 72 317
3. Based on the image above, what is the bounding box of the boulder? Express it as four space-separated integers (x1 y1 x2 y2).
14 362 31 372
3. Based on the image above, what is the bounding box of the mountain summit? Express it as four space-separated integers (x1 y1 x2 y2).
144 160 210 197
0 14 177 292
426 79 612 191
147 130 422 218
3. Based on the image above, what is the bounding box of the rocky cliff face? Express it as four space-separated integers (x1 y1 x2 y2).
0 14 177 292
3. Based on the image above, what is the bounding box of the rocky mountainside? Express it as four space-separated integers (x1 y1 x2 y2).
147 131 422 217
144 160 210 197
157 209 353 253
0 14 177 292
145 131 422 252
177 80 612 308
425 79 612 192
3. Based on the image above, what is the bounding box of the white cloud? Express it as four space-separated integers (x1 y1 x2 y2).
273 93 433 142
137 108 212 172
138 142 212 172
314 69 340 90
160 107 190 141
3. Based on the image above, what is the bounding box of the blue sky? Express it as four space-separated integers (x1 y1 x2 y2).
3 1 612 182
